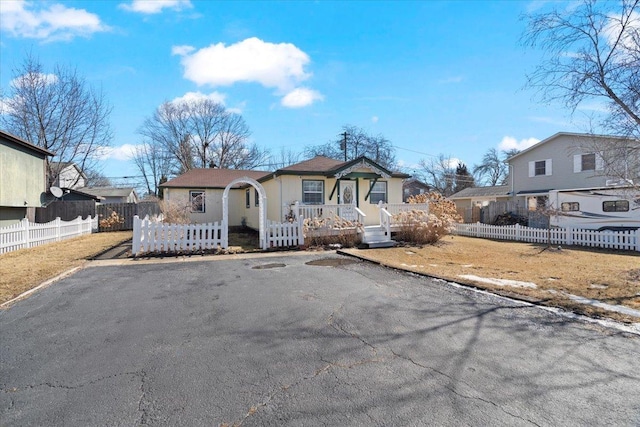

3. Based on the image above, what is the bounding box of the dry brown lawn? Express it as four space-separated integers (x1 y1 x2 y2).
342 235 640 324
0 231 132 305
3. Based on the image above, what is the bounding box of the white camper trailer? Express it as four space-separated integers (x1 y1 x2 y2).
549 186 640 231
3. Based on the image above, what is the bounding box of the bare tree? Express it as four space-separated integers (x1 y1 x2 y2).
304 124 397 169
473 148 518 186
454 163 475 193
138 99 266 173
131 139 173 197
417 154 457 196
84 169 112 187
268 147 303 169
1 55 113 189
522 0 640 182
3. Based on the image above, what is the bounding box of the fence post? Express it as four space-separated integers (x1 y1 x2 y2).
566 227 573 246
55 217 61 241
298 215 305 246
132 215 141 256
515 223 521 241
22 218 29 249
636 228 640 252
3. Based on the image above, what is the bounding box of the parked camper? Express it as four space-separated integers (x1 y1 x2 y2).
549 186 640 231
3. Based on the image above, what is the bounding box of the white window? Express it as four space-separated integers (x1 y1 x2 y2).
302 180 324 204
573 153 604 173
369 181 387 204
528 159 552 177
190 191 205 213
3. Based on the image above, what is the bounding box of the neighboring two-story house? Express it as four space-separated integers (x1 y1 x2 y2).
0 130 54 227
506 132 640 210
49 162 87 190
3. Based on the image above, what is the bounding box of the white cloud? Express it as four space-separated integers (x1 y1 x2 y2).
498 136 540 151
11 72 58 88
371 116 379 123
0 0 109 42
173 37 323 104
171 45 195 56
95 144 139 161
119 0 192 14
280 87 323 108
171 91 226 105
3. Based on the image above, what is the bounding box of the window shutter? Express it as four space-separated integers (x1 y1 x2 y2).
528 161 535 177
573 154 581 173
595 153 604 170
545 159 552 176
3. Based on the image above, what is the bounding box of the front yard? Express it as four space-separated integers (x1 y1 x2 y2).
342 235 640 324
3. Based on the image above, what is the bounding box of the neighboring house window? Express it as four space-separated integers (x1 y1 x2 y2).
561 202 580 212
190 191 205 213
528 159 552 177
527 196 548 211
369 181 387 204
603 200 629 212
246 189 250 208
302 180 324 204
255 189 259 207
573 153 603 173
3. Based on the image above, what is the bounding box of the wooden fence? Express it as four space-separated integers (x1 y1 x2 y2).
35 200 96 223
97 202 161 232
0 216 96 255
454 222 640 252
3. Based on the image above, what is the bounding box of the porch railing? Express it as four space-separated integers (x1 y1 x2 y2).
377 202 430 228
291 202 366 228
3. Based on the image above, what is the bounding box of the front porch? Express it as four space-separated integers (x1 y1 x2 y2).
290 201 430 247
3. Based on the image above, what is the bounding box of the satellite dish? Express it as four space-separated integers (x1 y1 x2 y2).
50 186 63 198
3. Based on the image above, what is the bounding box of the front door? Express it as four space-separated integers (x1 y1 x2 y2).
339 180 357 220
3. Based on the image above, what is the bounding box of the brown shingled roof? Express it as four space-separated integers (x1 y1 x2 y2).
279 156 346 172
160 169 271 189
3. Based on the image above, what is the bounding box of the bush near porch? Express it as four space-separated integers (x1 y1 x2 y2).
393 193 462 245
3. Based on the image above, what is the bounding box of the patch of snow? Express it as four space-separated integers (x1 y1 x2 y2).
429 264 438 267
462 264 473 268
589 284 608 289
405 251 415 255
401 263 418 268
566 294 640 318
458 274 537 289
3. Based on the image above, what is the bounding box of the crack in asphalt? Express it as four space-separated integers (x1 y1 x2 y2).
389 349 542 426
1 371 142 393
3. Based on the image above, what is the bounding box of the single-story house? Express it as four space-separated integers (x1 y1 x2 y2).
448 185 511 211
160 155 411 228
49 162 86 190
79 187 139 204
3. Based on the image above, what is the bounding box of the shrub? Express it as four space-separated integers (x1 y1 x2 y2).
302 215 362 248
99 210 125 230
393 192 462 244
158 197 192 224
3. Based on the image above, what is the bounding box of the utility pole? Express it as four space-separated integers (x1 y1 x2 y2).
340 132 348 161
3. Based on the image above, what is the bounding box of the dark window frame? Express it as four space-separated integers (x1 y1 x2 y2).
255 189 260 207
245 188 250 208
190 190 205 213
603 200 629 212
561 202 580 212
534 160 546 176
581 153 596 171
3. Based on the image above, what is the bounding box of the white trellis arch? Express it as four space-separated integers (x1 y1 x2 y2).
222 177 268 250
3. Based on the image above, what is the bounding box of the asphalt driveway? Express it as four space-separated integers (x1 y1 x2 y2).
1 253 639 426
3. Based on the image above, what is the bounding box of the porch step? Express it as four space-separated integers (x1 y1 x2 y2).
360 225 396 249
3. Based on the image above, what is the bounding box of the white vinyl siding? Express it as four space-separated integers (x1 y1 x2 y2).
529 159 552 177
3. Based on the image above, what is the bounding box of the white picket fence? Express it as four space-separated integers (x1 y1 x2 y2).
454 222 640 252
0 216 97 255
266 219 304 248
132 215 304 255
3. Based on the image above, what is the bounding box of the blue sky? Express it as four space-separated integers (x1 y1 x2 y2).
0 0 593 185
